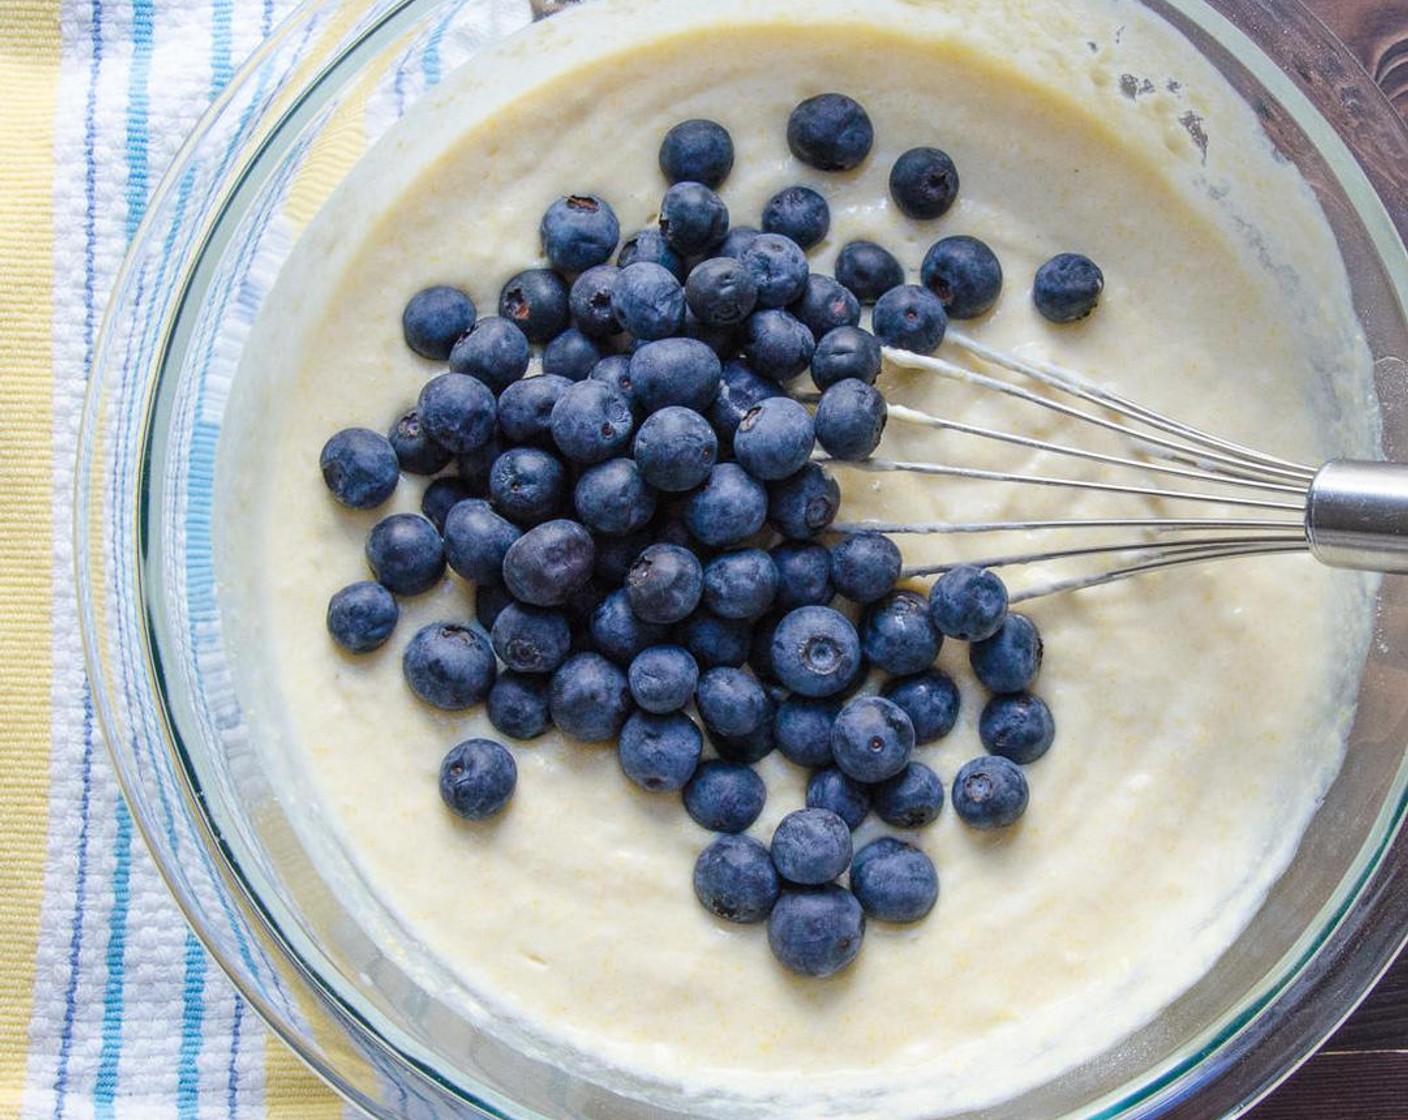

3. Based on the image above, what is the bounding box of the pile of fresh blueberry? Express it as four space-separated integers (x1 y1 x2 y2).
319 92 1083 978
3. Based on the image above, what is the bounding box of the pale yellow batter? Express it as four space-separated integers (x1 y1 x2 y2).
215 0 1377 1115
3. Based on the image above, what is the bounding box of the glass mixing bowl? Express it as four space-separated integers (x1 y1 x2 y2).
77 0 1408 1117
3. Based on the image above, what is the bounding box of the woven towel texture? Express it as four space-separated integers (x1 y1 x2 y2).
0 2 348 1116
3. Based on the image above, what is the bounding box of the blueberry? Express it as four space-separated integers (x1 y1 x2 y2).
626 542 703 624
921 235 1003 319
438 738 516 820
617 710 702 792
474 583 514 631
889 147 959 220
683 609 754 671
487 670 552 740
761 185 830 250
928 565 1009 641
589 588 668 664
872 284 948 355
830 532 901 603
771 606 860 698
491 602 572 675
1033 252 1103 323
791 274 860 340
326 580 398 653
542 328 604 381
497 374 572 446
499 268 571 343
833 240 904 304
628 645 699 713
771 808 852 886
733 397 815 480
588 355 639 413
707 360 784 449
742 309 815 383
768 462 840 540
540 194 620 274
683 760 766 834
694 666 769 737
831 695 914 782
787 93 873 171
403 623 496 710
567 263 622 338
593 530 652 585
402 285 476 360
418 373 497 453
970 612 1043 693
442 499 520 584
548 651 632 742
613 261 686 341
682 308 741 358
814 378 887 461
455 434 501 496
629 337 722 414
320 428 399 509
488 446 567 527
387 409 452 476
563 576 609 625
768 885 865 977
812 325 882 390
717 225 761 259
365 513 445 595
694 834 779 924
501 519 595 607
684 463 768 547
421 476 474 532
746 611 784 683
850 837 938 923
882 669 961 743
952 755 1029 829
872 761 945 828
573 458 657 537
776 696 840 768
770 541 834 612
702 548 777 620
659 119 734 187
863 590 942 675
684 257 758 327
617 228 686 282
979 691 1055 764
709 711 777 765
740 233 809 310
806 766 870 830
550 379 634 465
447 317 531 392
633 406 718 492
659 182 729 257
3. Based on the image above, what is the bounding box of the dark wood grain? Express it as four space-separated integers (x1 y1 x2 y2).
1305 0 1408 115
1245 5 1407 1114
1326 950 1408 1052
1247 1053 1408 1119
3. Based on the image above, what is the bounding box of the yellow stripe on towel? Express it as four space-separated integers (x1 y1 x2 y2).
0 2 61 1116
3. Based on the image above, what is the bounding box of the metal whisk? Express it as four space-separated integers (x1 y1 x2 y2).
822 328 1408 602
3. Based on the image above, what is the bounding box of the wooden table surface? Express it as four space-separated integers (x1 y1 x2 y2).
1244 3 1407 1116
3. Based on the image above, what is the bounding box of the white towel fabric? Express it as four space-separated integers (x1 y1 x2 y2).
22 1 352 1116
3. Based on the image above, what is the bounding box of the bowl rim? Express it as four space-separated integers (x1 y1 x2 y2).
77 0 1408 1118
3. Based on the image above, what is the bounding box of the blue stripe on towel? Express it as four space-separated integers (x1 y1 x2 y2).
177 931 208 1119
86 1 158 1109
226 994 244 1120
92 805 132 1119
53 1 105 1109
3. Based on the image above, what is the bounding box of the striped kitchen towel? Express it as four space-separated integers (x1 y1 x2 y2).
0 1 348 1115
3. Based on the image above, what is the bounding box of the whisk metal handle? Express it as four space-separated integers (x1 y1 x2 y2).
1306 460 1408 573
